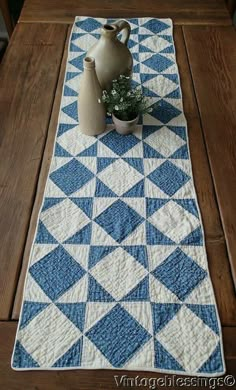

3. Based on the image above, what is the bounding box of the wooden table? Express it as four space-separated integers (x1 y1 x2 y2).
0 1 236 388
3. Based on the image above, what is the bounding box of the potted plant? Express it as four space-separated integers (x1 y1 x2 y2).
101 75 152 135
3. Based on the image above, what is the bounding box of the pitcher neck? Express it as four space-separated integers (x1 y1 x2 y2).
100 24 118 40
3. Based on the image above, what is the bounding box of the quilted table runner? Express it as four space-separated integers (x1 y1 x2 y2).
12 17 225 376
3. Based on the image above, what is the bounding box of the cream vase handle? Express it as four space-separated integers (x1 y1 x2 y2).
112 19 131 46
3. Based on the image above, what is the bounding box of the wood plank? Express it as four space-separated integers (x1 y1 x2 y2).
12 27 71 320
12 28 236 327
0 23 68 320
183 26 236 287
0 322 235 389
206 241 236 326
19 0 232 25
175 28 236 326
174 27 224 242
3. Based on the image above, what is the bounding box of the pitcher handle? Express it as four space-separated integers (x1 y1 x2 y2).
112 19 131 46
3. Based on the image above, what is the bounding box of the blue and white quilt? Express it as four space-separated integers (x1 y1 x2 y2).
12 17 225 376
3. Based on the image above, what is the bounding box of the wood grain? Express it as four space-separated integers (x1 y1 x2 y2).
0 322 235 390
12 27 71 320
183 26 236 287
174 27 224 242
19 0 232 25
206 240 236 326
0 23 68 320
175 27 236 326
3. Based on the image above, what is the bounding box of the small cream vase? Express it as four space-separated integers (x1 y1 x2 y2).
78 57 106 136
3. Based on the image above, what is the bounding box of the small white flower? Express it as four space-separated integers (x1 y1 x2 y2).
127 91 131 96
114 105 119 110
98 98 101 103
111 89 117 95
120 97 124 102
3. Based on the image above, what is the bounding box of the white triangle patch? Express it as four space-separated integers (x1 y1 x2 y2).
149 274 181 304
56 274 88 303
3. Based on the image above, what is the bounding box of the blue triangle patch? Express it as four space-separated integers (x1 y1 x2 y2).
133 63 140 73
123 158 144 174
139 34 154 42
152 303 181 333
42 197 64 212
35 221 57 244
142 86 160 98
131 78 141 89
146 222 175 245
58 123 77 137
75 18 102 32
139 43 154 53
162 74 179 85
13 341 40 368
88 246 118 269
170 144 188 159
180 226 203 246
95 178 117 197
64 222 92 244
88 275 114 301
130 18 139 25
123 180 144 197
20 302 49 329
154 340 184 371
56 303 86 331
132 27 139 34
55 142 72 157
64 85 78 97
160 45 174 54
127 38 138 49
66 71 80 82
150 99 181 123
159 34 173 44
142 19 169 34
167 126 186 141
186 304 219 335
53 338 83 367
143 142 164 158
174 199 199 218
78 142 97 157
140 73 157 85
69 54 86 71
97 157 116 173
146 198 169 217
69 197 93 218
132 53 139 61
62 101 78 122
123 179 145 198
70 42 85 52
122 276 149 301
71 32 85 41
165 87 181 99
142 125 163 140
123 245 148 269
198 343 224 373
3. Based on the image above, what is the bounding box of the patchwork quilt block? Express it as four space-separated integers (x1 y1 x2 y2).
12 17 225 376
